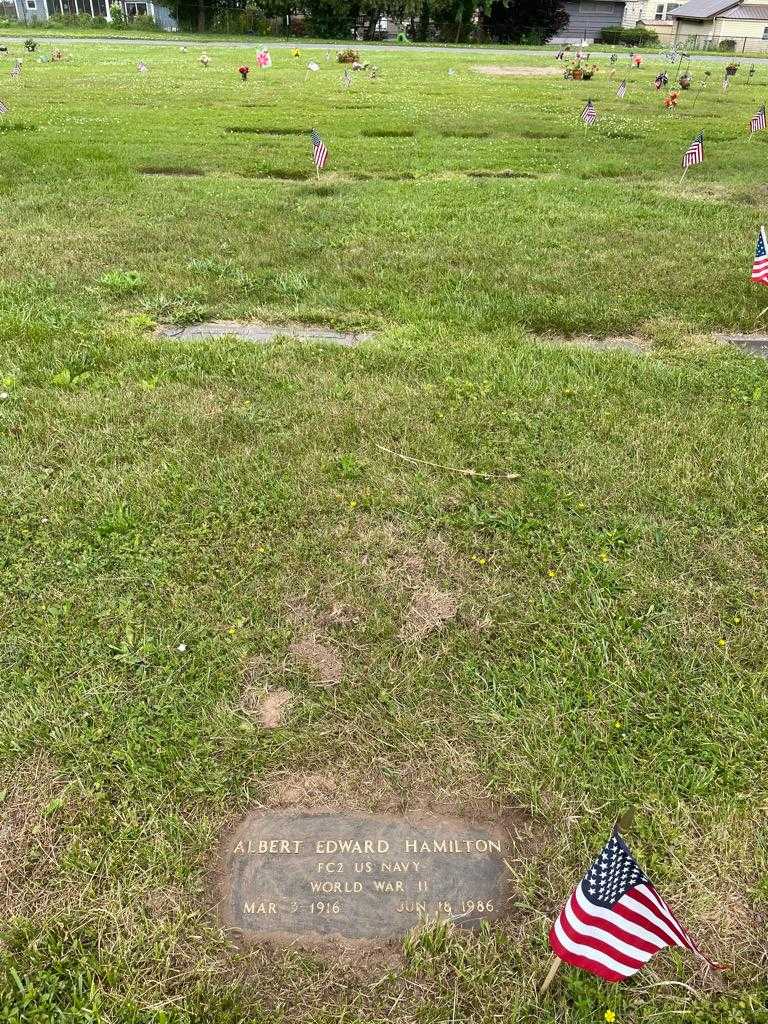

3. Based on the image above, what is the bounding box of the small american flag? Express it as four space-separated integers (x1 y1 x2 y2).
342 67 351 88
0 99 7 115
580 99 597 125
616 79 627 98
549 829 717 982
682 131 703 168
751 226 768 285
750 104 766 134
10 60 20 79
311 128 328 170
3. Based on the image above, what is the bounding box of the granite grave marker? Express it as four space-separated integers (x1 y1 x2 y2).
219 811 512 944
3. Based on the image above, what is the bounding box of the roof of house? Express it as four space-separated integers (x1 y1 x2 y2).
724 4 768 17
670 0 739 18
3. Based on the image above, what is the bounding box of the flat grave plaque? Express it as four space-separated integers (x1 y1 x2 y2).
219 811 512 944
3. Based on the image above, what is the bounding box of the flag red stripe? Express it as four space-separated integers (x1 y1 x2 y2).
569 890 661 956
558 900 647 970
549 925 628 982
631 887 690 949
645 885 698 953
612 897 679 947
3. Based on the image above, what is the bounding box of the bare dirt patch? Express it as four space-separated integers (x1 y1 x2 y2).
288 634 343 686
400 588 458 639
247 687 293 729
473 64 563 78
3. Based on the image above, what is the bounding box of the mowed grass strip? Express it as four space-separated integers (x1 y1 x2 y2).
0 42 767 1024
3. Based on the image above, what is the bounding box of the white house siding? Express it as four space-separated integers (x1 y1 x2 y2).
14 0 49 21
152 4 177 28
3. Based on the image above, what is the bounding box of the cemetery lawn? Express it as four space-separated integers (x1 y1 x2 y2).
2 42 768 1024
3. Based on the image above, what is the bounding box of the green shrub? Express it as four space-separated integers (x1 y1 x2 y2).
47 12 108 27
596 26 660 46
718 37 737 50
109 3 126 26
518 29 545 44
131 12 159 30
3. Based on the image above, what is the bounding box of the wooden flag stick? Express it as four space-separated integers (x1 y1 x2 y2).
315 163 320 180
680 165 689 182
755 305 768 323
539 955 562 995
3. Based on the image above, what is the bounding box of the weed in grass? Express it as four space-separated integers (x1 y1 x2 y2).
99 270 144 296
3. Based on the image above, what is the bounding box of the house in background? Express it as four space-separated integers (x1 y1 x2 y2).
551 0 678 41
11 0 176 27
670 0 768 49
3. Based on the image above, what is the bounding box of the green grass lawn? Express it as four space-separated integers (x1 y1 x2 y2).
1 42 767 1024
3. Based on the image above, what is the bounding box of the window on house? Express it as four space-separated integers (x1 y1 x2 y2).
26 1 37 8
763 25 768 37
655 4 665 18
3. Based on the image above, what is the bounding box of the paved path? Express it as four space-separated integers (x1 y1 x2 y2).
3 34 768 64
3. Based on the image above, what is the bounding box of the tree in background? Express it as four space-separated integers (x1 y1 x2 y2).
479 0 567 42
166 0 568 39
304 0 356 36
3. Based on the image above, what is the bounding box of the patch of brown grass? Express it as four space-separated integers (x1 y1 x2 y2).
288 634 343 686
0 754 75 921
399 588 458 640
245 687 293 729
472 65 563 77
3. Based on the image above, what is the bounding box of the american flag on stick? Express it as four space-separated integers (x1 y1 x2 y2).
10 60 20 79
0 99 7 115
580 99 597 125
681 131 703 173
616 79 627 98
751 225 768 285
311 128 328 175
749 103 765 134
546 828 718 987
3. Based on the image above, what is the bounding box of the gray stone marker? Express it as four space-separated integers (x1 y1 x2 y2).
714 333 768 358
218 811 512 945
157 321 370 348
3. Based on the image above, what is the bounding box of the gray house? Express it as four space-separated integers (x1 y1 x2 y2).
11 0 176 27
551 0 665 41
555 0 626 39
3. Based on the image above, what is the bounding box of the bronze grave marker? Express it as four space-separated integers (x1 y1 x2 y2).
219 811 511 944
